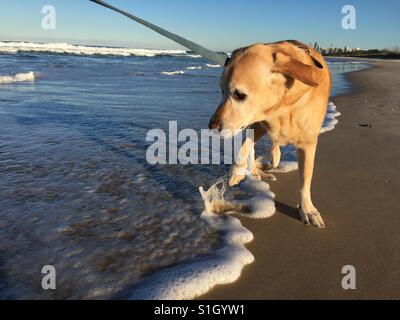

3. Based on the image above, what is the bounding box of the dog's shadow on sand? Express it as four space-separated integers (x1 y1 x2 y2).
274 201 301 222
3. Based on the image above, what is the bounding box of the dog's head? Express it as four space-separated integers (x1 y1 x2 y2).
208 43 322 136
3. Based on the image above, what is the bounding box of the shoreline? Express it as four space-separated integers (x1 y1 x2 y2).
201 60 400 299
325 55 400 61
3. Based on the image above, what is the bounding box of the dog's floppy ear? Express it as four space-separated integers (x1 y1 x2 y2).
273 51 320 87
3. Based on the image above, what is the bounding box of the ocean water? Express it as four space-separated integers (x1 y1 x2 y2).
0 42 367 299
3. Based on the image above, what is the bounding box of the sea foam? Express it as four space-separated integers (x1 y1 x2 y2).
205 63 221 68
162 63 224 75
0 71 36 84
320 102 341 133
186 66 202 70
161 70 186 76
129 176 275 299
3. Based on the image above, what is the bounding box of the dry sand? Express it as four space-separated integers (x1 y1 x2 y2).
202 60 400 299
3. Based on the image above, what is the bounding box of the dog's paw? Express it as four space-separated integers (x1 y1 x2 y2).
229 163 248 187
228 174 245 187
254 168 277 181
253 157 277 181
298 206 326 228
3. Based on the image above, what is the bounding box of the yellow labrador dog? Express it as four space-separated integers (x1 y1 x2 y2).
91 3 331 227
209 40 331 228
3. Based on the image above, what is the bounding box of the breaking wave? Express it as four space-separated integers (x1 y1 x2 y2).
0 71 36 84
161 70 186 75
205 63 221 68
161 63 223 76
186 66 202 70
0 41 190 58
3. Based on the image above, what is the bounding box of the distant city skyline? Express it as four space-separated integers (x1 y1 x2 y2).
0 0 399 51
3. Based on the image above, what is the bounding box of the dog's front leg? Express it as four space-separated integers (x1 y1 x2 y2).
296 141 325 228
229 136 256 187
270 141 281 168
228 122 270 187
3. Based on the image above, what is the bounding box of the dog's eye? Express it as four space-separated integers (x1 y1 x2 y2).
233 90 247 102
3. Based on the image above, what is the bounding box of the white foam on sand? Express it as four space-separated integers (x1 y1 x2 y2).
200 176 276 219
0 71 36 84
269 160 299 173
320 102 341 133
129 176 275 300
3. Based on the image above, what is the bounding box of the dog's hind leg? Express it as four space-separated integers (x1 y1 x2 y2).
296 141 325 228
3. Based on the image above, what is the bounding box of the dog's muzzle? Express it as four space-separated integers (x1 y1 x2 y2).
208 114 221 130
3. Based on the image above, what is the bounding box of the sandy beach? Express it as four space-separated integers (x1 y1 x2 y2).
202 60 400 299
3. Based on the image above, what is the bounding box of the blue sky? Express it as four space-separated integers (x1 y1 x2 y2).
0 0 399 51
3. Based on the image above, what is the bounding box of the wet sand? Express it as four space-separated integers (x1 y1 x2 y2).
202 60 400 299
